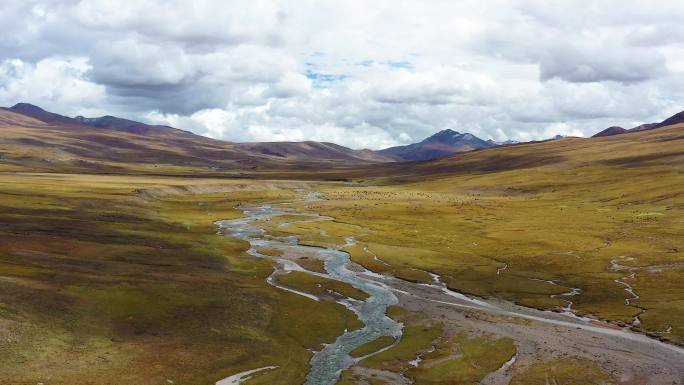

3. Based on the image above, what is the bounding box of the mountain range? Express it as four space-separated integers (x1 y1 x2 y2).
0 103 508 166
3 102 682 174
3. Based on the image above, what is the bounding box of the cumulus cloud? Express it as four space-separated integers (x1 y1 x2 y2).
538 45 667 83
0 0 683 148
0 57 107 116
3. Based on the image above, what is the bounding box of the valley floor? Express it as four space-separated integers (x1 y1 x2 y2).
239 194 684 385
1 166 683 384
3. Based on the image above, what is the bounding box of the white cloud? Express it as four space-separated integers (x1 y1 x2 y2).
0 0 683 148
0 57 107 116
267 72 312 98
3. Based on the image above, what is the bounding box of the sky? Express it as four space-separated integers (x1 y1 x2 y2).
1 0 683 149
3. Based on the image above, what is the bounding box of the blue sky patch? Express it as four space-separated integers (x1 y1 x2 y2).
385 60 413 69
305 70 348 86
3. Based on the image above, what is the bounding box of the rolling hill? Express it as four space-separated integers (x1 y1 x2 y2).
74 114 200 137
0 103 395 173
365 120 684 183
234 141 393 162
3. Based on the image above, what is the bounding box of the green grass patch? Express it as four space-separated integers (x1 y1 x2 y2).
350 336 397 357
407 334 516 384
510 358 614 385
277 271 369 301
360 324 443 371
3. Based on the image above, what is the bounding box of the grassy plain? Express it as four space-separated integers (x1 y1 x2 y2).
0 173 360 385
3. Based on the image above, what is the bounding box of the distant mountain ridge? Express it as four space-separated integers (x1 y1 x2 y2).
8 103 201 139
9 103 83 126
6 101 684 176
6 102 500 164
2 102 396 166
592 110 684 137
75 115 179 136
593 126 627 137
653 111 684 129
234 141 393 162
378 129 495 161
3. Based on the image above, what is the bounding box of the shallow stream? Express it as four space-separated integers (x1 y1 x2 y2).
217 203 402 385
